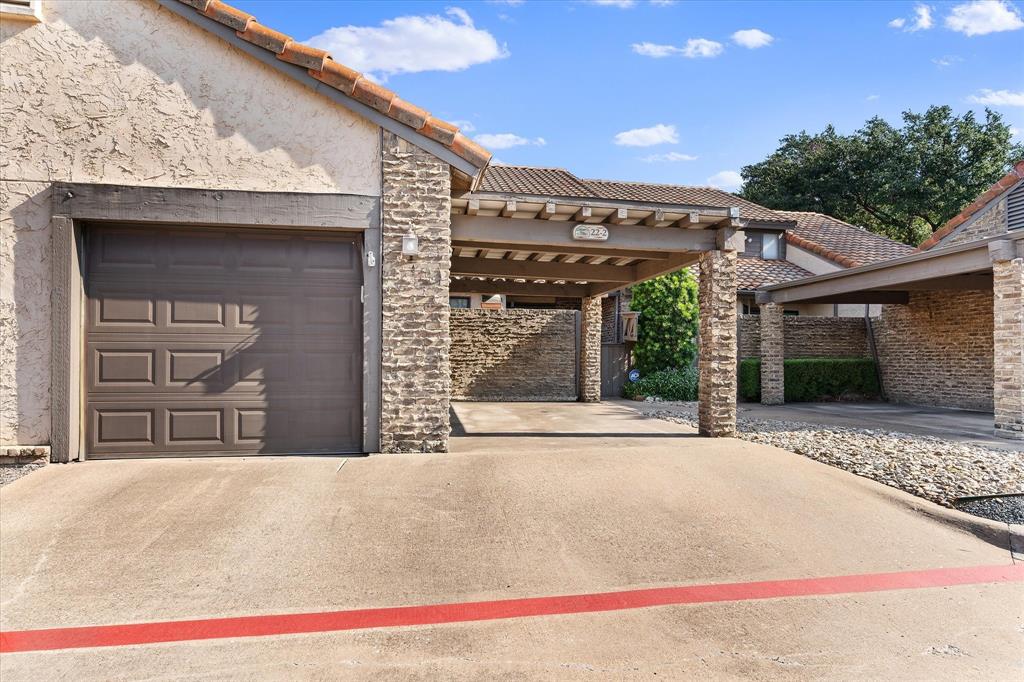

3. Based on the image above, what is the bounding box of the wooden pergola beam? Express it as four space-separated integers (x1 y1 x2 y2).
536 202 556 220
571 205 593 222
451 240 670 260
450 279 591 298
589 252 700 297
452 215 718 253
452 255 636 282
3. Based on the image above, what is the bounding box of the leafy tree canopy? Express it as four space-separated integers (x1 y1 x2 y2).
740 106 1024 245
629 269 699 376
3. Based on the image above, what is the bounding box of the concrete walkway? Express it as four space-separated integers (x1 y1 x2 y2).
1 402 1021 679
736 401 1024 452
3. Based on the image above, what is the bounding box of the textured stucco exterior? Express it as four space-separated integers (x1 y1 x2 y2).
0 0 381 446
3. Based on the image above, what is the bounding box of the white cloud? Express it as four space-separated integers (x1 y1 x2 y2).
641 152 698 162
613 124 679 147
968 89 1024 106
682 38 724 58
731 28 774 48
474 133 547 149
306 8 507 80
632 38 724 58
487 0 524 5
889 4 934 31
450 120 476 132
650 0 677 5
586 0 637 7
707 170 743 192
1010 126 1021 138
866 94 880 101
631 42 679 57
945 0 1024 35
932 54 963 66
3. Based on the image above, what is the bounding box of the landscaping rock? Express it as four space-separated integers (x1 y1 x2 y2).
635 401 1024 512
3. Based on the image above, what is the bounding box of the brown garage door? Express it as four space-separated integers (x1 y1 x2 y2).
85 224 363 457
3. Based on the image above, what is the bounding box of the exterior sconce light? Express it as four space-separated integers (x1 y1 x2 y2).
401 229 419 258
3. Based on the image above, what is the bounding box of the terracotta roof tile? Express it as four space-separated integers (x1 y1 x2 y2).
917 160 1024 251
478 166 789 222
174 0 491 173
735 257 815 290
774 211 913 267
278 42 328 72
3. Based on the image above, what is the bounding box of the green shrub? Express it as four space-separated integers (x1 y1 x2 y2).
737 358 880 402
623 367 699 402
629 269 699 375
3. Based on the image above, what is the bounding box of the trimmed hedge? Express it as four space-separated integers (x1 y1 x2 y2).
738 358 880 402
623 367 698 402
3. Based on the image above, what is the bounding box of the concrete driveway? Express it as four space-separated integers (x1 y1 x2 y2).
1 402 1021 680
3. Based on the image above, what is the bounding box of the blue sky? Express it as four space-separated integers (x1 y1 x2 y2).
232 0 1024 191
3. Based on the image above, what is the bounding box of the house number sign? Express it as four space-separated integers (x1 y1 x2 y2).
572 224 609 242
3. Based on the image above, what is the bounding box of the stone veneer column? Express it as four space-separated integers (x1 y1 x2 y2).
698 250 738 437
380 132 451 452
992 255 1023 440
578 296 602 402
759 302 784 405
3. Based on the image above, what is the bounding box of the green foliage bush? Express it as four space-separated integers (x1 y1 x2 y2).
738 358 880 402
629 269 699 375
623 367 698 402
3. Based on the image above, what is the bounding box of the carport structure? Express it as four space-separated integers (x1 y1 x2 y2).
448 168 767 437
755 232 1024 439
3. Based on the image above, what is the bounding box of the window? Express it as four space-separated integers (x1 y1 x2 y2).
0 0 41 21
743 230 784 260
449 296 471 309
783 309 800 316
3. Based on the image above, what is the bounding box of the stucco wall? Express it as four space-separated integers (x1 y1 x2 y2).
0 0 381 445
874 291 994 411
451 309 578 401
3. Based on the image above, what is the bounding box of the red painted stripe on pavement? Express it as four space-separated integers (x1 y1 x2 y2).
2 563 1021 654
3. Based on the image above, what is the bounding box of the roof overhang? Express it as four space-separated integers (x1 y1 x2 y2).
756 232 1023 305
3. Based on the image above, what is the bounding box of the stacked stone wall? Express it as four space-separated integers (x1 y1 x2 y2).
738 316 869 359
380 132 451 452
450 309 578 401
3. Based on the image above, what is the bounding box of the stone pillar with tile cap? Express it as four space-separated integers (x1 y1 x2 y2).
991 241 1023 440
759 301 785 405
697 240 739 437
578 296 602 402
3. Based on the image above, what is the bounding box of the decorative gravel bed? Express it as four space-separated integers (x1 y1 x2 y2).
953 496 1024 525
634 401 1024 516
0 462 46 487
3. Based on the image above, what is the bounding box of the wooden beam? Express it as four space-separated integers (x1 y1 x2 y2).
643 209 665 227
758 236 1018 304
674 212 701 228
536 202 556 220
501 200 517 218
465 199 479 216
878 274 992 291
716 227 745 251
452 215 718 253
606 207 628 224
52 182 379 229
589 252 700 297
451 240 670 260
451 279 590 298
572 205 593 222
452 256 635 282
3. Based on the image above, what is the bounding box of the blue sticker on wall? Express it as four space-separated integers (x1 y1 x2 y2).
628 369 641 383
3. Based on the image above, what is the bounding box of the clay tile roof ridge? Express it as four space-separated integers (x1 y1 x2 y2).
177 0 490 170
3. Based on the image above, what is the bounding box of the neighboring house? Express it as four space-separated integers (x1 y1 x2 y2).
756 161 1024 438
2 0 757 460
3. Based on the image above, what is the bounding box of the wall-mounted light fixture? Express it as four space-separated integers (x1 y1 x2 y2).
401 229 419 258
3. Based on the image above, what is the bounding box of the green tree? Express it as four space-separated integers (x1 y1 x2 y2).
629 269 699 376
741 106 1024 245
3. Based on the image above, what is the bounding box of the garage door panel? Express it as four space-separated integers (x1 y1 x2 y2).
86 225 363 457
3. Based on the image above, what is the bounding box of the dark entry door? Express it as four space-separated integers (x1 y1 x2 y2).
85 224 363 457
